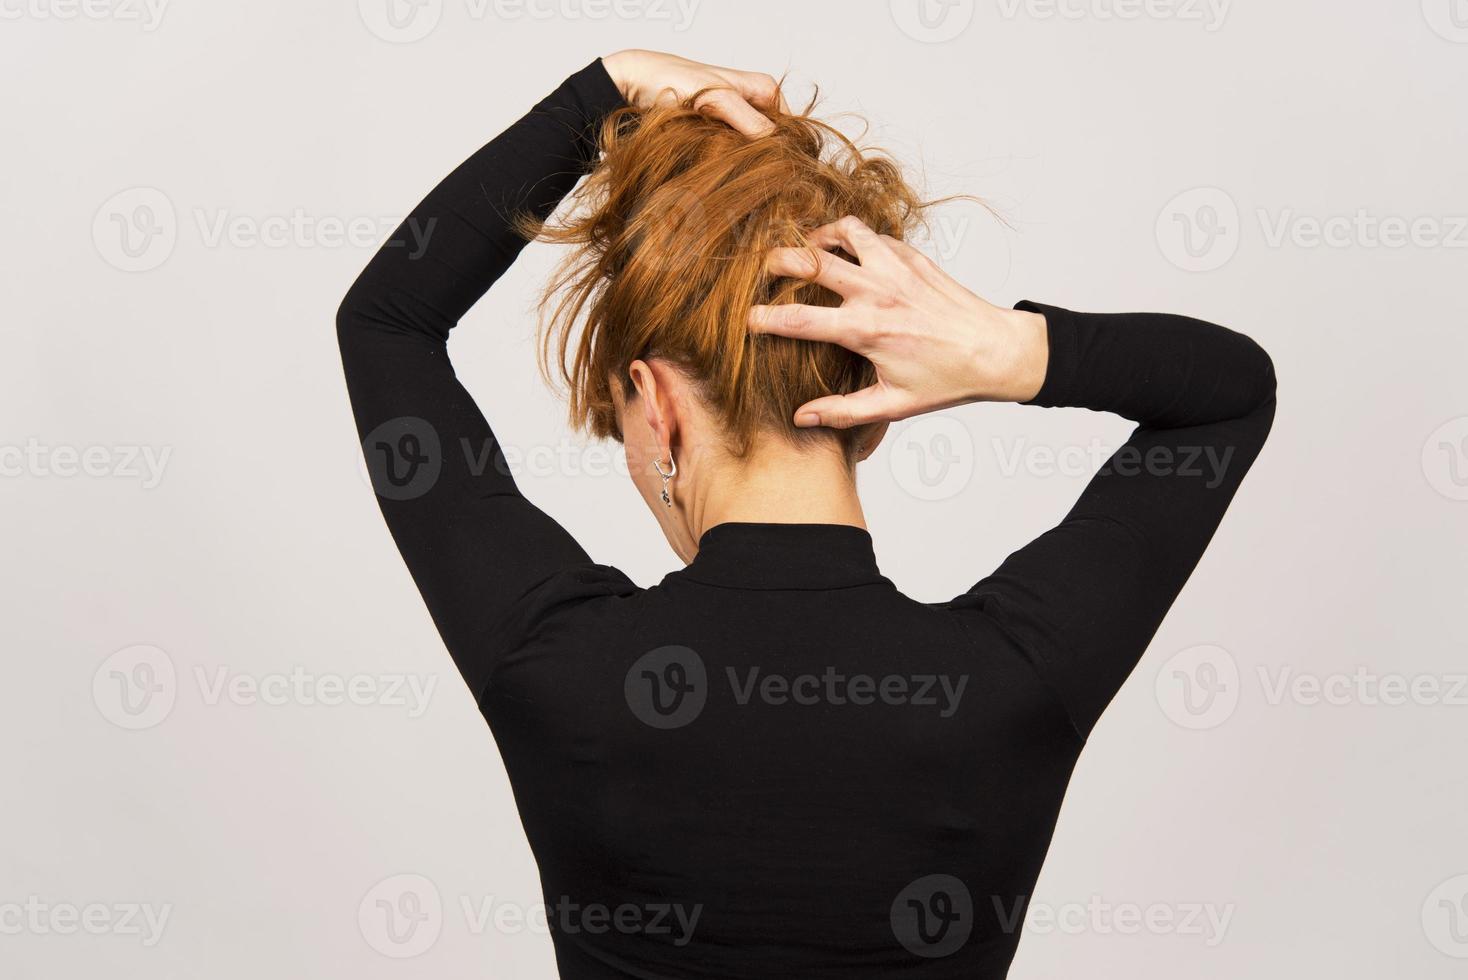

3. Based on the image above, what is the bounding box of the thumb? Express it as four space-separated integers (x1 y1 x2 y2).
793 386 904 429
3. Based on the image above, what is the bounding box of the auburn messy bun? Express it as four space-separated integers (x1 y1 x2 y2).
525 84 931 457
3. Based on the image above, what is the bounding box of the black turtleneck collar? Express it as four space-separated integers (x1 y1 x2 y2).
674 522 888 591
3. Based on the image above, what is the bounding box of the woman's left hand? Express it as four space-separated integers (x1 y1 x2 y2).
601 49 786 136
749 216 1050 428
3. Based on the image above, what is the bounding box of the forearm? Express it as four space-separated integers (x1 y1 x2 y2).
1015 301 1277 426
337 58 624 345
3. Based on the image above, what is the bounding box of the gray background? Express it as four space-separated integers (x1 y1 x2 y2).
4 0 1466 976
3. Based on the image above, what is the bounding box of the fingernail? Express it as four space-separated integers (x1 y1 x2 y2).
795 413 820 427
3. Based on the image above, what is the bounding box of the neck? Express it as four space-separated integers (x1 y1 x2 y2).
684 434 866 543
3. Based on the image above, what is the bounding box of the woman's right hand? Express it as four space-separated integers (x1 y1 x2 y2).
748 216 1051 429
601 49 785 136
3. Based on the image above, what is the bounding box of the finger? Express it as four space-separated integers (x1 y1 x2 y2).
694 88 774 137
806 216 901 273
723 69 785 114
792 387 907 430
880 234 933 267
764 246 864 296
748 303 849 345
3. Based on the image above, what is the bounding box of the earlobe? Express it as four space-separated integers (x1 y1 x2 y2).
854 420 890 463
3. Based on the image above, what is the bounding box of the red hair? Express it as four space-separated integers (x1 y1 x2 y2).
525 86 931 456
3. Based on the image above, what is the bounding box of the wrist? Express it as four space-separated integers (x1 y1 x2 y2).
1003 308 1049 403
971 307 1049 404
601 49 647 103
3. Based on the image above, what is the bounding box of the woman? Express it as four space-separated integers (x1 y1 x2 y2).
337 49 1275 979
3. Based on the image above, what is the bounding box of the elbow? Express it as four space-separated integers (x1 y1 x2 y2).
335 285 370 351
1256 341 1278 405
1239 332 1277 408
335 293 356 341
1242 336 1278 446
335 277 447 348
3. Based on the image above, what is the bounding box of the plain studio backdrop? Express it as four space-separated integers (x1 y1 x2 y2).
3 1 1465 977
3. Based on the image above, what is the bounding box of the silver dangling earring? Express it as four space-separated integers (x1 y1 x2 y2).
652 453 677 507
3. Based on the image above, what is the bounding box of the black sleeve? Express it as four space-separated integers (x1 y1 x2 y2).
335 60 628 699
960 301 1278 736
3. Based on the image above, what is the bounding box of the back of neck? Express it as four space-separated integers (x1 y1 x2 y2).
686 435 866 539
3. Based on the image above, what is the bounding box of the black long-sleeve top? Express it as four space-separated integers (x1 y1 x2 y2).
337 58 1276 980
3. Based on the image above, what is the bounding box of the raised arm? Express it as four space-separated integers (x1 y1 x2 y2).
963 302 1275 735
338 52 787 698
336 59 626 698
748 217 1276 736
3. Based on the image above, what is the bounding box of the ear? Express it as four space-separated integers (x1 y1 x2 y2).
853 420 890 464
627 358 678 453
